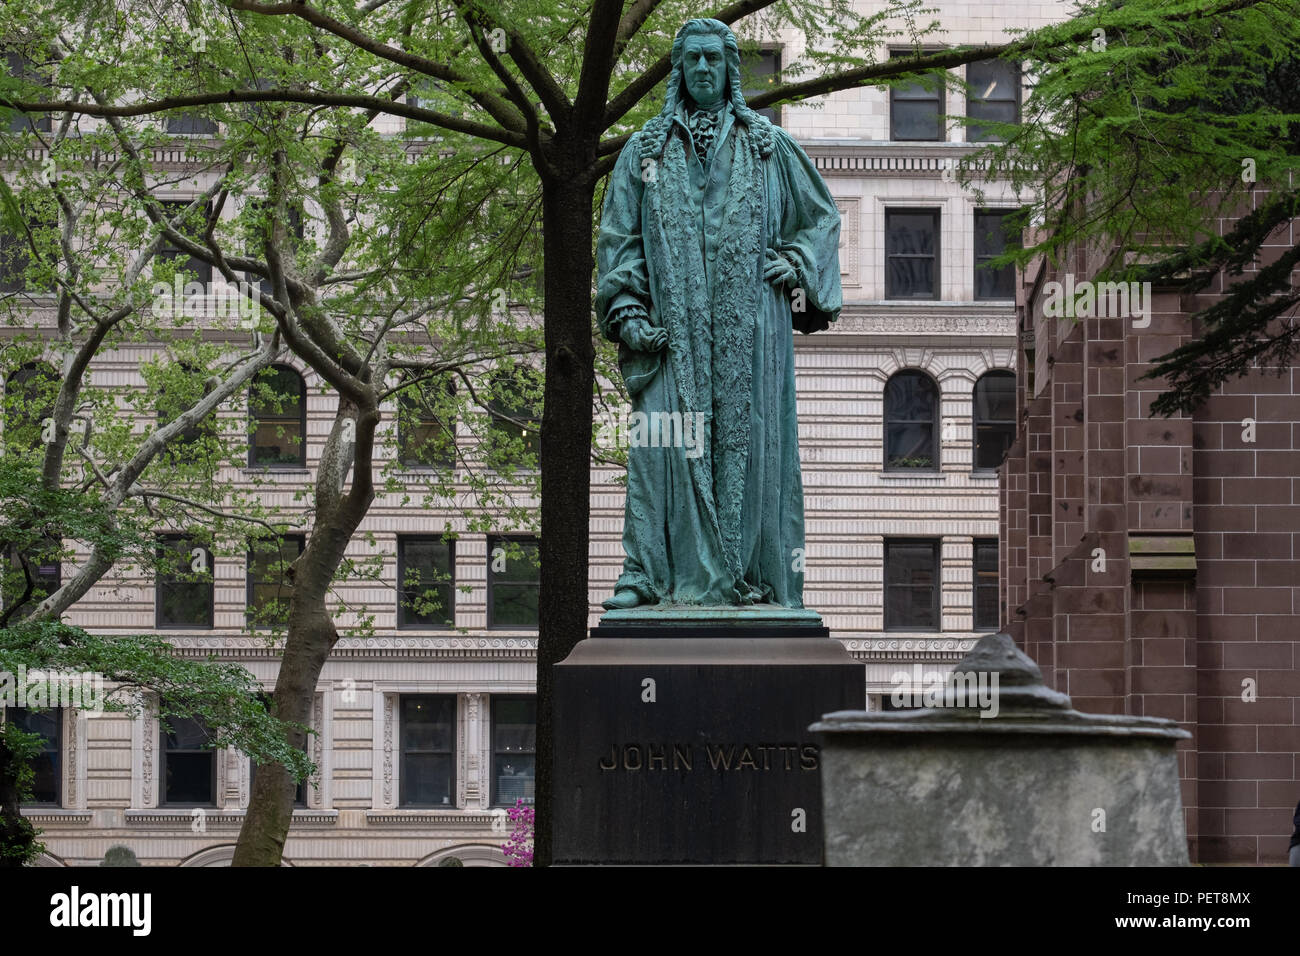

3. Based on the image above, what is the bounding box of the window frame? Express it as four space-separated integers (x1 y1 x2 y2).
154 533 215 630
156 199 215 287
248 363 307 470
396 378 457 470
884 538 941 632
883 370 940 473
6 707 62 806
888 50 945 142
396 535 456 630
973 370 1017 472
398 694 457 808
741 46 782 126
159 708 217 807
490 696 537 808
885 208 941 300
245 533 305 630
5 52 52 133
486 534 540 631
973 208 1020 301
973 537 1000 631
965 59 1021 143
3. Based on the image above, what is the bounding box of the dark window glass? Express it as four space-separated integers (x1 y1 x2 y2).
973 371 1016 470
885 539 940 631
884 371 938 471
966 59 1019 143
157 362 217 463
7 707 60 805
156 534 214 628
246 534 304 629
397 536 454 629
240 199 305 296
156 200 213 286
397 378 456 468
164 112 218 135
160 710 215 806
889 51 943 141
486 368 541 465
3 362 57 449
2 541 60 621
885 210 939 299
487 536 539 629
249 364 306 468
742 48 781 125
0 206 56 293
974 210 1021 300
400 696 455 807
491 697 536 807
5 52 51 133
974 538 999 630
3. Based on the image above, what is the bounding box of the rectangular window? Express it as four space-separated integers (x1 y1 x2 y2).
742 48 781 125
966 59 1019 143
884 539 940 631
0 208 57 294
491 697 536 807
246 534 304 629
5 52 51 133
973 538 999 631
400 695 455 807
974 209 1020 300
160 710 216 806
397 536 455 629
2 542 60 621
397 378 456 469
889 51 944 141
487 535 539 629
6 707 61 805
157 200 214 286
164 113 218 135
886 209 940 299
156 534 214 629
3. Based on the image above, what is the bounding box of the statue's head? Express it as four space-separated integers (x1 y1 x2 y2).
641 19 773 160
667 19 744 113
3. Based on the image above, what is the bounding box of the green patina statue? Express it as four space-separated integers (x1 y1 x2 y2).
597 18 842 612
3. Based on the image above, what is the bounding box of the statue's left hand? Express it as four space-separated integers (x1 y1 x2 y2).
763 249 797 286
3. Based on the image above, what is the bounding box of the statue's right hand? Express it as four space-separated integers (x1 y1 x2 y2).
620 316 668 352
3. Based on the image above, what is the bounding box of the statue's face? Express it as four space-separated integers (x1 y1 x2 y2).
681 34 727 109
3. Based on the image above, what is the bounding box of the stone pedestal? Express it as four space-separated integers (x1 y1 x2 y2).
813 632 1192 866
552 617 863 865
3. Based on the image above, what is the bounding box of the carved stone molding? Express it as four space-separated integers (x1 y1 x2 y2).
828 311 1015 338
131 694 159 809
164 635 537 661
842 638 979 661
382 695 396 809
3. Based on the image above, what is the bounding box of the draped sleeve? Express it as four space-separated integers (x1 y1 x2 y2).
769 127 842 334
596 132 651 343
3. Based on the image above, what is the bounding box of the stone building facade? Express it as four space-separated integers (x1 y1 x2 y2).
9 1 1070 865
1000 222 1300 864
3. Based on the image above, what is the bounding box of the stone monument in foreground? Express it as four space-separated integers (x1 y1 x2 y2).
552 18 862 865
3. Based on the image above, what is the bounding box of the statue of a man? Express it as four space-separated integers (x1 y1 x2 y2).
597 18 841 611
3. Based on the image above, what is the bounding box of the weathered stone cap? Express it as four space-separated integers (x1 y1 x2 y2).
811 632 1191 740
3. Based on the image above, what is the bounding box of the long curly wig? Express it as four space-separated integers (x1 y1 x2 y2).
639 18 775 163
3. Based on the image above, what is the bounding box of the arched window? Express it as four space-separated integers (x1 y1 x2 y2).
884 370 938 471
249 364 306 468
486 367 541 468
4 361 58 450
157 361 217 464
973 371 1016 470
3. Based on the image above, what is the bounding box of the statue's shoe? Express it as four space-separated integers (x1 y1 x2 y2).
601 590 643 610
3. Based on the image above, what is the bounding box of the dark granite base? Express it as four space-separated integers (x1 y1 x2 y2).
551 628 864 865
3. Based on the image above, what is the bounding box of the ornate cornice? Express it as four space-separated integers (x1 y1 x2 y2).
824 304 1016 339
843 637 979 661
365 810 500 828
164 635 538 660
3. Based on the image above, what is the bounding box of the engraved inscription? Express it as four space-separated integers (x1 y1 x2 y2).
598 743 819 771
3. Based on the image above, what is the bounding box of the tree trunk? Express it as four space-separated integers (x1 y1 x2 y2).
232 411 376 865
534 151 598 867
